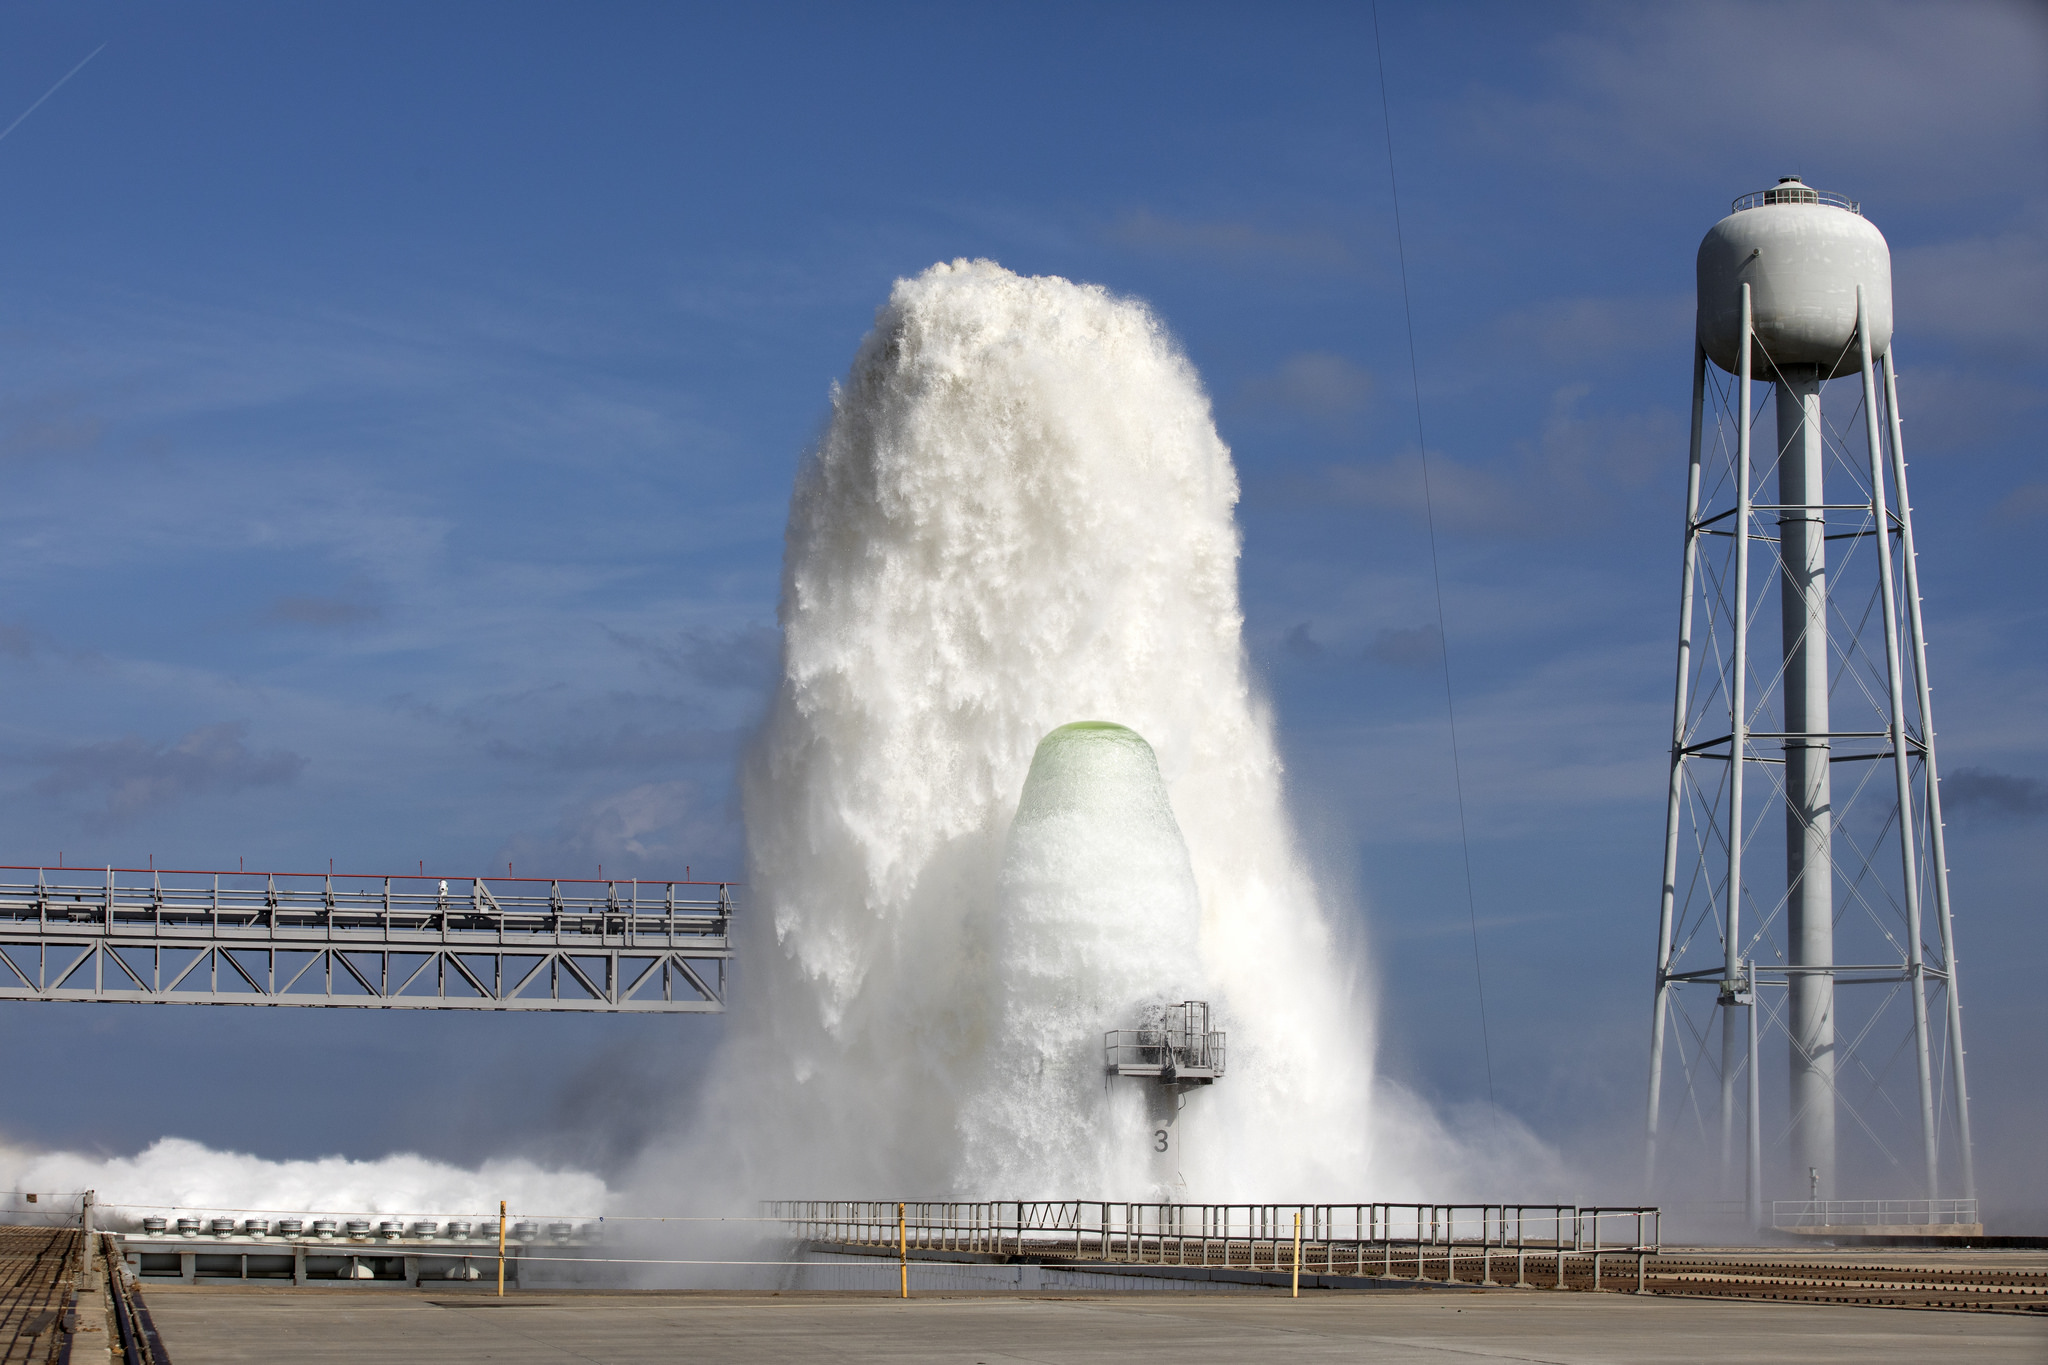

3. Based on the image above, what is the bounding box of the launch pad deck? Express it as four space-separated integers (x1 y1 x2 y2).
137 1283 2048 1364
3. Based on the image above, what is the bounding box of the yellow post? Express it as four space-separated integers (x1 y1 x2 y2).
497 1200 507 1297
1292 1212 1302 1298
898 1202 909 1299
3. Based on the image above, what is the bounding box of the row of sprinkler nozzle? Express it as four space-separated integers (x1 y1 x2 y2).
138 1216 599 1243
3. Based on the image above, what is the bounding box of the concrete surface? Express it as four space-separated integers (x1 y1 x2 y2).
139 1286 2048 1363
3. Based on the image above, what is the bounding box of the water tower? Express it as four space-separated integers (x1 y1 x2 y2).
1644 179 1975 1233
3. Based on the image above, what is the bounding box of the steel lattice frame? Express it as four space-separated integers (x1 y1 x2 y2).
0 867 730 1012
1644 294 1973 1224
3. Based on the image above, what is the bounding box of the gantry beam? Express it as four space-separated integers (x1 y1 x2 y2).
0 867 730 1012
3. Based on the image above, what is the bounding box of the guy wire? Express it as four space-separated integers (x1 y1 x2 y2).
1369 2 1500 1134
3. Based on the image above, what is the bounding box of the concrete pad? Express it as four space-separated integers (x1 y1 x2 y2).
140 1285 2048 1364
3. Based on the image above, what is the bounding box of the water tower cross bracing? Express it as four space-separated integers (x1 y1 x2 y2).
1645 178 1974 1233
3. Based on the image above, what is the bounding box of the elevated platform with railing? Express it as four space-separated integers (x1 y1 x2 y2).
0 866 731 1012
768 1199 1661 1292
1104 1000 1225 1082
1773 1198 1983 1239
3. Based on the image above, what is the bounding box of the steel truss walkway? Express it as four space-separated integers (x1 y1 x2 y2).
0 866 730 1012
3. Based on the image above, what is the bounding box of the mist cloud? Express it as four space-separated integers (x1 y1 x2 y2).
0 1136 607 1227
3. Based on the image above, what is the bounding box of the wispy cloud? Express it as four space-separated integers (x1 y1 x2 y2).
1942 767 2048 822
0 620 105 668
1285 631 1670 844
1993 483 2048 524
32 722 307 827
1240 352 1373 420
1896 224 2048 360
1891 366 2048 458
495 780 741 881
1366 623 1444 671
1280 620 1443 672
1489 294 1692 367
1312 454 1519 533
1290 386 1676 535
604 623 782 696
266 595 382 628
484 724 740 773
1104 209 1354 271
1464 2 2048 192
0 395 103 461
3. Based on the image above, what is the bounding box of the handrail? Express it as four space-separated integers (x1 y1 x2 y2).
0 868 730 945
764 1199 1661 1266
1771 1198 1978 1229
1731 185 1860 214
0 868 734 1011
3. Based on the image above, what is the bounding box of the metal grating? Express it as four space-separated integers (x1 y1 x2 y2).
0 1227 78 1365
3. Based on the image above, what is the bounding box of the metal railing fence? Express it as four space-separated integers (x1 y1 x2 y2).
1731 186 1860 214
767 1200 1659 1283
0 866 730 945
1103 1000 1225 1078
1771 1198 1979 1230
1102 1031 1227 1076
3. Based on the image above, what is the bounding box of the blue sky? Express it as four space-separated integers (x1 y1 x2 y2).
0 1 2042 1215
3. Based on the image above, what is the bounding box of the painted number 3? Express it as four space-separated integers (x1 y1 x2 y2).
1152 1129 1169 1152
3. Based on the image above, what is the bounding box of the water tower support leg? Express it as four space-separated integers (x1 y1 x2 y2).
1883 350 1976 1203
1725 286 1756 1221
1777 366 1836 1204
1746 963 1762 1228
1719 1007 1737 1189
1857 292 1940 1198
1647 343 1709 1194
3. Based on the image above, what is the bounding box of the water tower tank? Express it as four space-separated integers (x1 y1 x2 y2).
1697 177 1891 378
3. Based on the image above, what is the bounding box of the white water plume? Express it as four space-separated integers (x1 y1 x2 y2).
655 258 1389 1205
1 260 1561 1242
0 1136 607 1228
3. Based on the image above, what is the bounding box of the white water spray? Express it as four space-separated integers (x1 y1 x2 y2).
0 261 1568 1237
663 259 1387 1203
0 1137 606 1229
